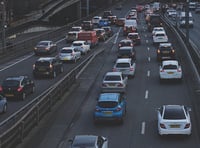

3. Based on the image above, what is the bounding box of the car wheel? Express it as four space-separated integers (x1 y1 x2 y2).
3 104 7 113
22 93 26 100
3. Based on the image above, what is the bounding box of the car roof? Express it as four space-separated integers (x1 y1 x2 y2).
99 93 120 102
105 71 122 76
116 58 131 63
73 40 85 43
93 28 104 31
61 47 76 50
128 32 139 35
5 76 26 81
37 57 55 61
159 43 172 47
154 31 166 34
162 60 179 66
120 39 133 42
72 135 97 146
119 46 133 50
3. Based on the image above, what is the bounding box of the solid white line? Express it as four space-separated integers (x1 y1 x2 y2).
147 70 150 77
0 54 34 72
141 122 146 135
113 27 122 44
145 90 149 99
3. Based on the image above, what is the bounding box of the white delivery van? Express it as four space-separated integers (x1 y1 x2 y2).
123 19 137 36
179 11 193 28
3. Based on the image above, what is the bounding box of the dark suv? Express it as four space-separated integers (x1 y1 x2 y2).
118 46 136 61
157 43 175 61
33 57 64 78
81 20 93 30
0 76 35 100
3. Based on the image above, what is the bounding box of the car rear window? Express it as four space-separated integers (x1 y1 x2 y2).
60 49 72 53
156 34 165 37
119 49 131 54
73 43 83 46
160 47 171 51
35 61 50 66
38 42 48 46
128 35 138 39
116 63 130 68
120 42 132 46
2 80 19 87
163 65 177 69
98 101 118 108
104 75 121 81
163 108 186 119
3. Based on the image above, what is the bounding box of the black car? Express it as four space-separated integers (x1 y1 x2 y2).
103 10 113 18
81 20 93 30
118 39 134 49
0 76 35 100
34 40 57 55
157 43 175 61
33 57 64 78
102 26 113 37
118 46 136 61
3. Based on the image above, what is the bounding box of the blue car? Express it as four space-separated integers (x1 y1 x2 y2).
98 19 111 27
94 93 126 124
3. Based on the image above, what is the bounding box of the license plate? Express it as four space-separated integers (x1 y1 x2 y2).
162 51 169 54
109 84 115 86
170 124 180 128
167 72 174 74
103 111 112 115
39 68 46 71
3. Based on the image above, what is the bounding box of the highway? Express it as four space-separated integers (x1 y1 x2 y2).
0 1 199 148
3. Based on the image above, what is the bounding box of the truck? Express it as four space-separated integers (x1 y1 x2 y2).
123 19 137 36
147 13 162 32
179 11 193 28
77 31 98 48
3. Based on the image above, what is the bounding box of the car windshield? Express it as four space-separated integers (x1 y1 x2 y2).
116 63 130 68
2 80 19 87
104 75 121 81
160 46 171 51
60 49 72 53
163 65 177 69
98 101 118 108
163 107 186 120
35 61 50 66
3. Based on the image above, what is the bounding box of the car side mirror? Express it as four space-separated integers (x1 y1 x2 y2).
187 107 192 112
68 139 73 143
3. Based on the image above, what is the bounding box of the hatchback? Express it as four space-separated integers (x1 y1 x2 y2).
157 105 192 135
0 76 35 100
127 32 141 45
94 93 126 123
157 43 175 61
118 46 136 61
58 47 81 63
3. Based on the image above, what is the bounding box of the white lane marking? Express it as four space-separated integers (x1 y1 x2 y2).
145 90 149 99
114 27 122 44
141 122 146 135
0 53 34 71
147 70 150 77
147 47 150 51
148 57 151 62
146 40 148 43
145 34 147 38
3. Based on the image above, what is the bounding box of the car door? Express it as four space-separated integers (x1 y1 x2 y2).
21 78 30 94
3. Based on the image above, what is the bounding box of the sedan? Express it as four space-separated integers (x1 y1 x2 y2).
72 40 90 55
157 105 192 135
34 40 57 55
94 93 126 124
101 72 128 93
159 60 182 81
0 95 7 113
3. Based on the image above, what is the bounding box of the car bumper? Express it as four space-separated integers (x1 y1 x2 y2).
59 56 75 61
160 74 182 80
94 111 123 121
158 127 191 135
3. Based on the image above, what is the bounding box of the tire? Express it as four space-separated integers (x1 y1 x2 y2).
3 104 7 113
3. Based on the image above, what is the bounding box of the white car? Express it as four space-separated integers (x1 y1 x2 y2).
152 27 165 36
69 135 108 148
159 60 182 81
157 105 192 135
113 58 136 78
92 16 102 25
153 31 168 45
101 72 128 93
58 47 81 63
72 40 90 55
71 26 82 32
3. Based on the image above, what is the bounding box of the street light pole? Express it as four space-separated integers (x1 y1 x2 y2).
1 0 6 52
86 0 89 17
185 0 189 47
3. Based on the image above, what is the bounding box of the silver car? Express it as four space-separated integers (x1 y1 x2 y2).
69 135 108 148
113 58 136 78
58 47 81 63
0 95 7 113
101 72 128 93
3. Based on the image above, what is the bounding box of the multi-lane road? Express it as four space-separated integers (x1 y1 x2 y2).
0 1 199 148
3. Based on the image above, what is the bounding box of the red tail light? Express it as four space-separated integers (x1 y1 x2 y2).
177 68 182 72
112 68 117 72
17 87 23 92
130 67 134 71
117 83 123 87
184 123 190 129
160 123 166 129
116 106 122 111
0 86 3 92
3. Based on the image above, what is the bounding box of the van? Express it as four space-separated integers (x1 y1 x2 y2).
123 19 137 36
179 12 193 28
66 31 78 43
77 31 98 48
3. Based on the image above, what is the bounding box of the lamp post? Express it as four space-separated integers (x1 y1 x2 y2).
1 0 6 52
185 0 189 47
86 0 89 17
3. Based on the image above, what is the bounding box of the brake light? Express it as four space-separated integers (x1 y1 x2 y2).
116 106 122 111
130 67 134 71
49 64 53 69
17 87 23 92
112 68 117 72
0 86 3 92
117 83 123 87
160 123 166 129
184 123 190 129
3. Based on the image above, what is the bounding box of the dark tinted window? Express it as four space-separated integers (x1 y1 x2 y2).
60 49 72 53
164 107 186 119
73 43 83 46
98 101 118 108
160 46 172 51
38 42 48 46
156 34 165 37
119 49 132 54
128 34 138 39
35 61 50 66
163 65 177 69
2 80 19 87
120 42 132 46
104 75 121 81
116 63 130 68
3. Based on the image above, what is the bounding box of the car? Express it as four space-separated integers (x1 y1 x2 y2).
0 76 35 100
101 72 128 93
0 95 7 113
136 4 144 12
70 26 82 32
118 46 136 61
118 39 134 49
115 17 125 26
127 32 141 45
58 47 81 63
157 43 175 61
93 28 108 41
81 20 93 30
71 40 90 55
153 31 168 45
92 16 102 25
34 40 57 55
159 60 182 81
195 6 200 13
33 57 64 78
102 26 113 37
152 27 165 36
166 9 177 18
94 93 126 123
113 58 136 78
103 10 113 18
69 135 108 148
65 31 78 43
157 105 192 135
107 15 117 24
98 19 111 27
